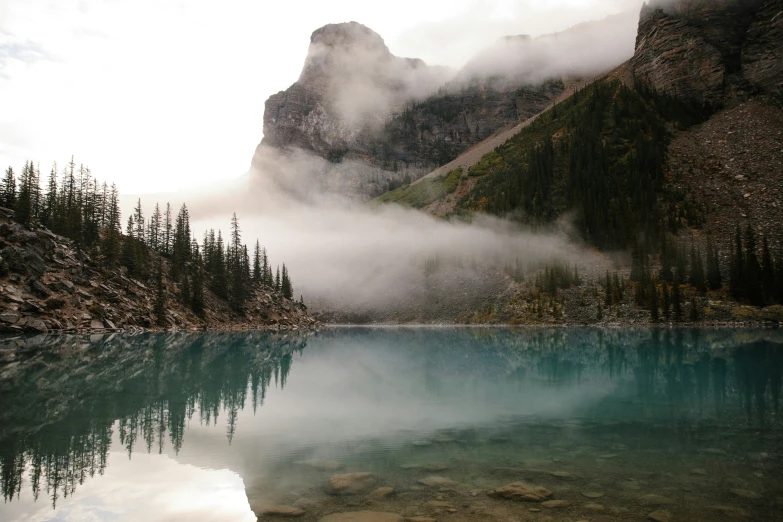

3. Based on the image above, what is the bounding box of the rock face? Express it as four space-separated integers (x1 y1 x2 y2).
630 0 778 108
742 0 783 97
0 207 316 333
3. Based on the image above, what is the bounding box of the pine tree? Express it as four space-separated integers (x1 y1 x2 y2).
163 203 173 257
706 236 722 290
689 243 706 294
253 240 262 284
149 203 162 253
15 162 33 226
275 265 281 292
121 216 137 275
649 281 660 322
41 164 58 229
103 184 122 266
191 242 205 317
730 225 745 301
659 233 674 282
689 296 699 322
672 282 683 322
661 283 671 321
744 224 762 306
1 167 15 209
775 249 783 305
153 257 166 327
761 235 775 304
674 242 687 285
170 204 191 281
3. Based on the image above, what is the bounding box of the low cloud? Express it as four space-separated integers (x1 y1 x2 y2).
180 147 606 322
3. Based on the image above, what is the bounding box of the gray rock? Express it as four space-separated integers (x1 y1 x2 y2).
0 313 19 324
487 482 553 502
325 473 377 495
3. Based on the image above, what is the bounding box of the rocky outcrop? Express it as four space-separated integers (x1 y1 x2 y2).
0 207 317 333
631 0 772 108
742 0 783 97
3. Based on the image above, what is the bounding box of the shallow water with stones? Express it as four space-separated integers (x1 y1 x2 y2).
1 327 782 521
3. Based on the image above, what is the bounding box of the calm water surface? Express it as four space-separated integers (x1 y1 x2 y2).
1 328 782 521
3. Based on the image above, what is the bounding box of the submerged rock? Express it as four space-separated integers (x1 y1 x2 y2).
256 505 305 517
639 494 675 506
581 492 604 499
326 473 377 495
541 500 569 508
648 510 672 522
318 512 403 522
730 488 761 500
298 459 345 471
368 487 395 499
709 505 750 519
487 482 553 502
418 476 458 488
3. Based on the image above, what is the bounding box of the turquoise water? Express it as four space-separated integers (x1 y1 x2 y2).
0 328 782 521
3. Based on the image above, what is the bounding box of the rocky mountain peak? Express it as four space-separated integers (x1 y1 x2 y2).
309 21 389 52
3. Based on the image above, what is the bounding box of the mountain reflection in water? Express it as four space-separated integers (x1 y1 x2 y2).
0 328 781 521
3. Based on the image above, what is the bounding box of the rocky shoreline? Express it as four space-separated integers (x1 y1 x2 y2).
0 207 319 335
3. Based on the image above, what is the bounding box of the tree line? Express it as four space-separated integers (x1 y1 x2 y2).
628 225 783 322
1 158 297 323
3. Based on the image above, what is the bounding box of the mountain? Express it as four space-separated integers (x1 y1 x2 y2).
363 0 783 325
251 13 640 200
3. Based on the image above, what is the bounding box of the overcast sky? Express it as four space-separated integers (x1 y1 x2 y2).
0 0 642 194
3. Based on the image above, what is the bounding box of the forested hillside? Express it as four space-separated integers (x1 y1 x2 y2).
0 159 313 333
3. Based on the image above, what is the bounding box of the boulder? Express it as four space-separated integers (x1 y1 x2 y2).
486 482 553 502
0 313 19 324
417 476 458 488
325 473 377 495
254 504 305 517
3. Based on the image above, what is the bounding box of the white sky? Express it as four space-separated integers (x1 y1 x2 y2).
0 0 641 194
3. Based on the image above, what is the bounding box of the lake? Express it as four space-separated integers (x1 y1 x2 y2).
1 327 782 521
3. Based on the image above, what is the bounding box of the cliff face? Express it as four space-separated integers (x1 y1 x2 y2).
742 0 783 98
631 0 780 108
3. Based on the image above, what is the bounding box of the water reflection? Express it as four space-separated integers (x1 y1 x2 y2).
0 328 781 521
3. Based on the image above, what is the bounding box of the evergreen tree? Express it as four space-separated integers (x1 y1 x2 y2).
689 296 699 322
41 164 58 229
149 203 162 253
153 257 166 327
1 167 15 209
672 282 683 322
163 203 173 257
661 283 671 321
674 242 687 285
121 216 137 275
761 235 775 304
210 231 228 299
170 204 191 281
706 236 722 290
659 233 674 282
744 224 762 306
253 240 262 284
15 162 34 226
689 244 706 294
103 184 122 266
730 226 745 301
275 265 281 292
191 243 205 317
775 249 783 305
